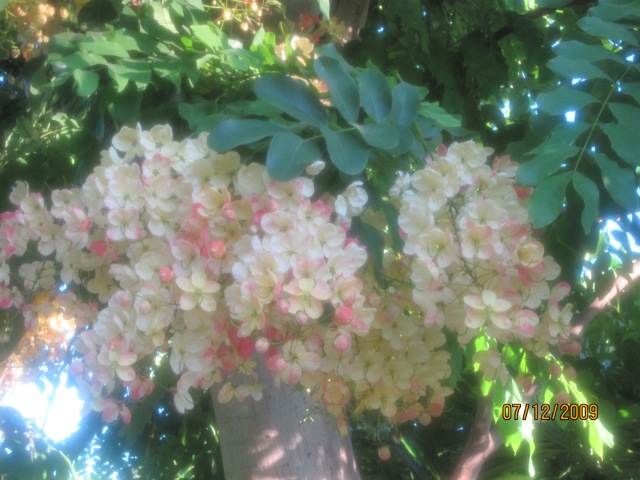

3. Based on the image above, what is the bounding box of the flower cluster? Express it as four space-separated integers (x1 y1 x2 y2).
392 141 580 384
0 126 577 432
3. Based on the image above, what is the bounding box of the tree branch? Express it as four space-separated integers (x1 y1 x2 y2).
451 395 501 480
570 260 640 337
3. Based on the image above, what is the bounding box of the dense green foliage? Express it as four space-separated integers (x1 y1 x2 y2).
1 0 639 479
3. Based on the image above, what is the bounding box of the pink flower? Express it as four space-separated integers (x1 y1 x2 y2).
460 221 495 260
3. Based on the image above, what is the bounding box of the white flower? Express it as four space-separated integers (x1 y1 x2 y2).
175 270 220 312
389 172 410 198
305 160 326 176
9 181 28 206
335 181 367 218
235 163 267 197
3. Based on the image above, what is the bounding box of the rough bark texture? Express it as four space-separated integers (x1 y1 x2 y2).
212 356 361 480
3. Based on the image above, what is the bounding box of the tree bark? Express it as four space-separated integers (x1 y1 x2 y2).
451 395 501 480
332 0 371 39
212 356 361 480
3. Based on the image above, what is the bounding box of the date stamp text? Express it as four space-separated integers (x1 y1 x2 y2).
501 403 598 421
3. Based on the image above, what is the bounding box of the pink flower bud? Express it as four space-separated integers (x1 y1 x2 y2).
549 362 561 378
275 298 289 314
208 240 226 258
138 300 151 315
428 400 444 417
335 305 353 325
159 266 174 283
237 338 255 359
101 400 119 423
0 295 12 309
333 333 351 352
367 293 381 307
253 209 267 227
89 240 108 257
120 404 132 425
296 312 308 324
418 412 432 426
378 446 391 461
255 338 270 353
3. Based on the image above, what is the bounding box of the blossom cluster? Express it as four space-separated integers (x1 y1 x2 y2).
0 126 577 430
390 141 580 384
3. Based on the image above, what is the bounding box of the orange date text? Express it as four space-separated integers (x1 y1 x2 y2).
501 403 598 421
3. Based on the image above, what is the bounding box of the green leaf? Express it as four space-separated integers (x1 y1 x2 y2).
153 57 197 88
621 82 640 104
388 126 414 155
317 0 330 19
391 83 421 126
572 172 600 234
528 172 571 228
322 128 369 175
179 102 211 130
592 152 638 211
86 103 105 141
314 44 353 72
0 0 9 12
107 60 151 87
77 35 130 58
352 219 386 285
150 0 179 34
314 57 360 123
565 380 614 459
254 75 328 128
591 0 640 21
547 57 609 80
208 119 284 152
107 83 142 123
358 70 392 122
73 70 99 97
107 65 130 92
601 123 640 167
419 102 462 129
191 24 223 50
354 123 399 150
266 133 322 181
536 87 600 115
56 52 108 69
516 146 579 186
607 102 640 126
380 201 403 252
537 0 572 6
554 40 625 64
578 16 639 47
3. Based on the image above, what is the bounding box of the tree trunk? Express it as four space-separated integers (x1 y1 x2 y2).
333 0 371 38
212 356 361 480
451 395 501 480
